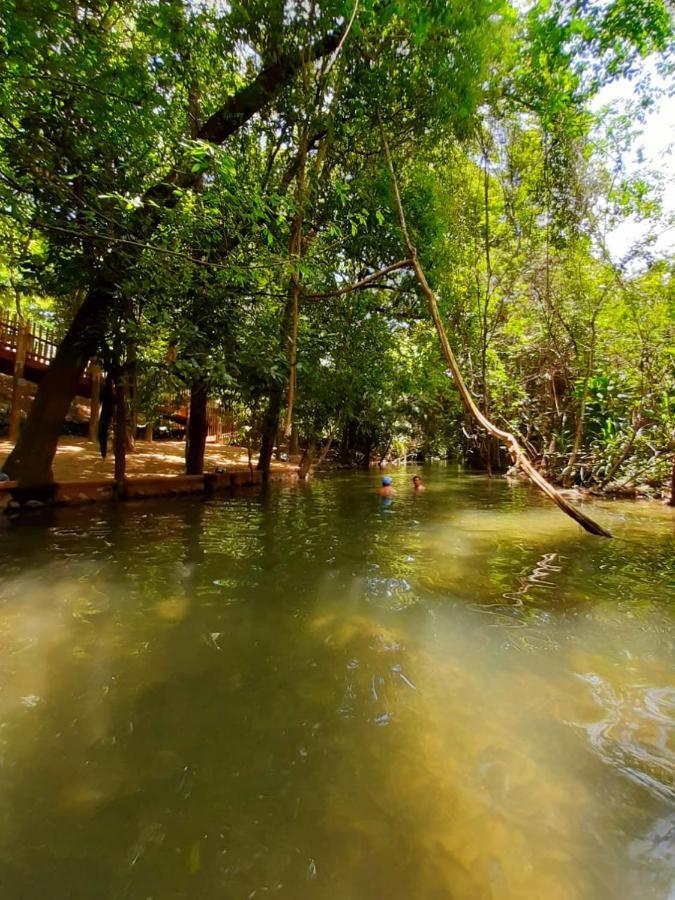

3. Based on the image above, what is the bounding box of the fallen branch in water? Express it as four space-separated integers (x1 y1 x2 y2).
378 113 611 538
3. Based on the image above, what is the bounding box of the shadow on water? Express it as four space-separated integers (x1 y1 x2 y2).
0 468 673 899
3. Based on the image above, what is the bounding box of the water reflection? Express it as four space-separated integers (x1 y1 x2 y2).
0 470 673 899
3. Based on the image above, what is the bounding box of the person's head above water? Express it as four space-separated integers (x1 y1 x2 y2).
412 476 421 485
382 476 393 486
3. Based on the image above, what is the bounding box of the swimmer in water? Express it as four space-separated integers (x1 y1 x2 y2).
412 475 424 491
379 475 394 497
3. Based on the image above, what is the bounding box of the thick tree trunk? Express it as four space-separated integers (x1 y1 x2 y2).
379 115 611 538
3 36 344 488
257 383 284 475
185 380 209 475
3 281 114 486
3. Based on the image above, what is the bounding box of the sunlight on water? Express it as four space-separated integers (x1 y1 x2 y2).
0 469 673 899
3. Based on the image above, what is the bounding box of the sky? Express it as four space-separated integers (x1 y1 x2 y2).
591 74 675 265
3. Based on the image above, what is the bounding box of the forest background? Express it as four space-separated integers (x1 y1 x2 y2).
0 0 673 496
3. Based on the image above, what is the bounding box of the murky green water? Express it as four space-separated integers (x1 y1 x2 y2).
0 468 673 899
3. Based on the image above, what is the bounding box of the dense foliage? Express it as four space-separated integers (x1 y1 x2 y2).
0 0 673 493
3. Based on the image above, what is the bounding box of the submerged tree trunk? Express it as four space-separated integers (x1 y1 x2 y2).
378 115 611 538
185 380 209 475
298 438 317 480
298 427 337 480
3 280 115 486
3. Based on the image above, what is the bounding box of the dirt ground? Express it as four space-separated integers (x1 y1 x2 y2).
0 436 277 482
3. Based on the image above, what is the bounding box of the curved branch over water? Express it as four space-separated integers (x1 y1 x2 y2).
378 113 611 538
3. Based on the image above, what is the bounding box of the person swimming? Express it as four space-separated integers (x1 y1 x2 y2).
412 475 424 491
379 475 394 497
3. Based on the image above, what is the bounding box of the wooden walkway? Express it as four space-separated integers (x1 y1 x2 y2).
0 314 92 397
1 313 233 442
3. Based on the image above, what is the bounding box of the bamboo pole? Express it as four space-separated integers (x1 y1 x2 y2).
378 114 611 538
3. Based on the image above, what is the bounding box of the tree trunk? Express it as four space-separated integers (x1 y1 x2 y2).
480 141 493 479
298 438 317 480
88 361 103 443
289 423 301 458
361 436 373 469
282 116 308 439
185 380 209 475
379 115 611 538
600 421 641 488
2 38 346 488
3 281 114 486
564 336 594 487
126 356 137 451
669 451 675 507
257 383 284 475
258 278 298 475
113 368 127 493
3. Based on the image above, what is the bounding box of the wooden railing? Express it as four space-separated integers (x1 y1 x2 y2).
0 313 59 368
1 312 236 442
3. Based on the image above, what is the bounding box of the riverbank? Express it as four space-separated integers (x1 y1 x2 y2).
0 436 290 481
0 437 298 512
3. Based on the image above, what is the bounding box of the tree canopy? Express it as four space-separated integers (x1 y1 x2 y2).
0 0 673 497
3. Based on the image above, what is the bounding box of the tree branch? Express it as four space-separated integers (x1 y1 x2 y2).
304 259 413 298
377 110 612 538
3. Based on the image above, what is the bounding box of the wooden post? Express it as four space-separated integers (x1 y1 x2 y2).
8 322 29 442
145 419 155 443
88 361 102 442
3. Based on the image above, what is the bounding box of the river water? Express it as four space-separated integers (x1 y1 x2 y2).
0 468 673 899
